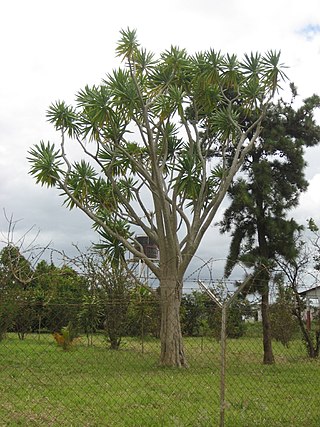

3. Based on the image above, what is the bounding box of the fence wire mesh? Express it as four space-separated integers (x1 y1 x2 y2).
0 284 319 426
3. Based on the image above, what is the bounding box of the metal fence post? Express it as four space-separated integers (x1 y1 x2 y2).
199 276 252 427
220 304 227 427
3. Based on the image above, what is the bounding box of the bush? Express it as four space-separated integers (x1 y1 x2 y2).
77 294 103 346
125 286 161 339
0 302 16 341
181 291 210 337
53 323 77 351
270 288 298 347
209 298 247 340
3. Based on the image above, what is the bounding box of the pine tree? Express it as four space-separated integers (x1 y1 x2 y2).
220 90 320 364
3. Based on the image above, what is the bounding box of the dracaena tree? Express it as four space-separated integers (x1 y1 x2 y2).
28 28 286 367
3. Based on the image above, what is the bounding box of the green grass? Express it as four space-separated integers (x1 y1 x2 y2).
0 333 319 426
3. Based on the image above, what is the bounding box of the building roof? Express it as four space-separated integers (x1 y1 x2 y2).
299 285 320 298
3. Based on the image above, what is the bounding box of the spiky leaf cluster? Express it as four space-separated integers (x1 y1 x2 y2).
28 28 287 271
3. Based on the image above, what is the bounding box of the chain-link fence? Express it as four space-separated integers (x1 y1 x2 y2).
0 286 320 427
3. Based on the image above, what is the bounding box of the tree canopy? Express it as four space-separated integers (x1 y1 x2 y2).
28 28 287 366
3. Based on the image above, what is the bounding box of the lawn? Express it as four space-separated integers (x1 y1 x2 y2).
0 332 319 426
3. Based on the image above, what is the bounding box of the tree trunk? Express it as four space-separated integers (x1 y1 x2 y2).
159 277 187 367
254 162 275 365
298 317 319 358
261 289 275 364
293 293 320 359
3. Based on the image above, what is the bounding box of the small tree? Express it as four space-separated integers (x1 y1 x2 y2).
126 285 161 340
101 272 131 350
39 264 87 332
269 281 298 347
277 227 320 358
0 302 16 341
77 294 103 346
31 288 50 338
181 291 210 336
0 248 16 339
28 29 287 366
0 214 53 339
0 245 34 340
70 245 133 350
14 291 35 340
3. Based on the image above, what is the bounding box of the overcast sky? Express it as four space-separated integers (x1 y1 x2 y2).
1 0 320 279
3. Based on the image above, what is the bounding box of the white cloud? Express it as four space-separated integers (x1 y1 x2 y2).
1 0 320 274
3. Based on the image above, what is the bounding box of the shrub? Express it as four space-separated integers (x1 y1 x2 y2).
53 323 77 350
270 287 298 347
210 298 247 340
77 294 103 346
0 301 16 341
126 286 161 339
